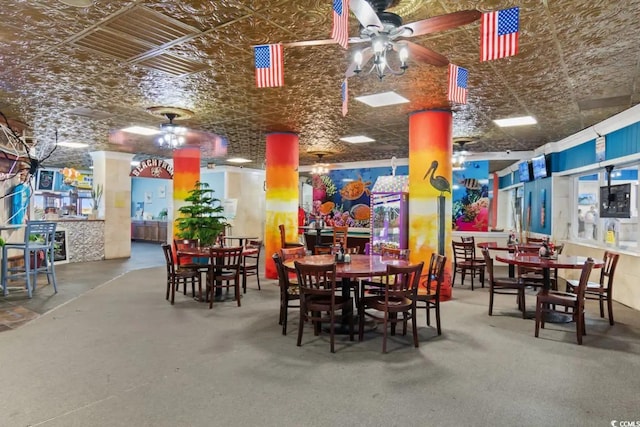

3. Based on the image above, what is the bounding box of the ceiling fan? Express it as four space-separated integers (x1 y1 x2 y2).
283 0 481 79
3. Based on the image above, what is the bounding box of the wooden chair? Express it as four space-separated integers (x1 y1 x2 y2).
482 248 527 318
240 239 262 293
273 253 300 335
565 251 619 325
279 224 304 249
358 262 423 353
451 240 484 290
535 258 595 344
414 253 446 335
359 247 410 299
294 261 354 353
207 246 243 308
161 244 201 305
513 244 546 289
332 226 348 247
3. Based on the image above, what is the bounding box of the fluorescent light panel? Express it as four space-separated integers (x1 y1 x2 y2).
340 135 375 144
122 126 160 135
355 91 409 107
57 141 88 148
493 116 537 127
226 157 252 164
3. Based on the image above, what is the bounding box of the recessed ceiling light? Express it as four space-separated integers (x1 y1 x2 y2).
493 116 537 127
227 158 252 164
355 91 409 107
131 161 140 166
340 135 376 144
122 126 160 136
57 141 88 148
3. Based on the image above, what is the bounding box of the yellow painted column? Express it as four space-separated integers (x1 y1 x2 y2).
172 148 200 242
265 133 299 279
408 110 453 300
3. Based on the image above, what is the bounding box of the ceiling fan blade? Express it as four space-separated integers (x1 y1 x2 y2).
282 37 369 48
350 0 383 30
405 41 449 67
345 47 373 78
401 9 482 38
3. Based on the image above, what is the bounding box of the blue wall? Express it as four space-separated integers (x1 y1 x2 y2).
522 178 552 235
131 177 170 218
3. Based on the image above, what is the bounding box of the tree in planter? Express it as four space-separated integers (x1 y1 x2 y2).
175 181 227 246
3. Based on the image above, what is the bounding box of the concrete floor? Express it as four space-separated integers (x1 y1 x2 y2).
1 242 639 426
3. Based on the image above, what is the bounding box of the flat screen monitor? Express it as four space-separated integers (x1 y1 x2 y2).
600 184 631 218
518 161 531 182
531 155 548 179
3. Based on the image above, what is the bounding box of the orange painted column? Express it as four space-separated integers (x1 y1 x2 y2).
172 148 200 241
265 133 299 279
408 110 454 300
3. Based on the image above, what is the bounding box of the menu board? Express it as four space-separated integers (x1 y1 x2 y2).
600 184 631 218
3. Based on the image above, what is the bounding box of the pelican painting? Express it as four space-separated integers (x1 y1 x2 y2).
423 160 451 195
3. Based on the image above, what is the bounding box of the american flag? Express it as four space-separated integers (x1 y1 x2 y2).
254 44 284 88
480 7 519 62
331 0 350 49
341 79 348 117
448 64 468 104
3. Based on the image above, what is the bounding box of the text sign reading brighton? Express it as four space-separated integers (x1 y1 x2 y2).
129 159 174 179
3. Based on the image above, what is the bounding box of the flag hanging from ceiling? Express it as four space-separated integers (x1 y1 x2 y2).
332 0 350 49
341 79 348 117
448 64 468 104
254 44 284 88
480 7 519 62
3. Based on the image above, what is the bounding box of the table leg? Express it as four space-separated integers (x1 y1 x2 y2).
508 264 515 278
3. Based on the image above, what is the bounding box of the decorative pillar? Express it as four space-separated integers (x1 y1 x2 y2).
264 132 299 279
408 110 454 300
172 148 200 242
89 151 134 259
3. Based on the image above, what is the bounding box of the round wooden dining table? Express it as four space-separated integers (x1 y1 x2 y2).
283 254 412 332
494 253 604 290
477 242 542 277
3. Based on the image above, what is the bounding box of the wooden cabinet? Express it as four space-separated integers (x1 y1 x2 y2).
131 220 168 243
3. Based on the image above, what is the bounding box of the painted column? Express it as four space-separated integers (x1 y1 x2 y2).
172 148 200 242
265 132 299 279
408 110 453 300
89 151 135 259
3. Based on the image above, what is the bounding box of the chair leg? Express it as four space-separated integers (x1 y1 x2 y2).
171 278 176 305
256 272 261 290
599 294 605 318
451 266 457 287
435 301 442 336
607 294 615 325
576 311 583 345
25 251 33 299
329 312 335 353
534 301 542 337
426 302 431 326
382 312 388 354
470 269 474 291
412 307 419 347
348 306 354 342
520 288 527 319
358 302 365 341
488 288 494 316
242 272 247 294
235 279 241 307
296 305 305 347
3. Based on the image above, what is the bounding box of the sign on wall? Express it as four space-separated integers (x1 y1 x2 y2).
129 158 174 179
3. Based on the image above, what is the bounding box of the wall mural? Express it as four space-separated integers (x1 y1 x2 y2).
451 160 490 232
311 165 408 228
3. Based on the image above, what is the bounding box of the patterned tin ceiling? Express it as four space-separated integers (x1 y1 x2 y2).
1 0 639 171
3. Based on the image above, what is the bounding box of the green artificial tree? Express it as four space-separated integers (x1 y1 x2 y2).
175 181 227 246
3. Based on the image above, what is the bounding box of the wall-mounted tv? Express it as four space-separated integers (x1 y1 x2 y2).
518 161 532 182
600 184 631 218
531 155 549 179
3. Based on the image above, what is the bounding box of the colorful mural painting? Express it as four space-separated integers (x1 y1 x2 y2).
451 160 490 232
310 166 408 228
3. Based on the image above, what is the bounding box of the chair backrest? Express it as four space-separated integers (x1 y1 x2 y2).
173 238 199 265
272 253 291 297
452 240 474 263
314 245 332 255
278 224 287 247
26 221 57 246
526 236 546 244
460 236 479 258
244 239 262 263
425 254 446 296
380 247 410 260
209 246 243 273
384 262 424 303
481 248 495 284
280 246 307 261
294 261 338 302
161 244 176 275
574 258 595 306
332 226 348 246
600 251 620 290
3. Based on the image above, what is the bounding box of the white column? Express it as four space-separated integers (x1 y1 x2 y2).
90 151 134 259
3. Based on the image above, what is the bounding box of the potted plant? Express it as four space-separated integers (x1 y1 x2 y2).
175 181 227 246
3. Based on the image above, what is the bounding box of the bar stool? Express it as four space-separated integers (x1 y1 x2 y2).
1 221 58 298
